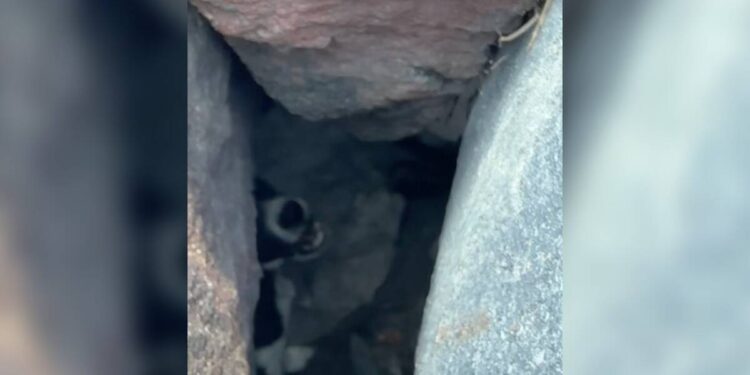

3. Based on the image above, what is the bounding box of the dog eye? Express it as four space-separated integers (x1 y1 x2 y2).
277 199 307 229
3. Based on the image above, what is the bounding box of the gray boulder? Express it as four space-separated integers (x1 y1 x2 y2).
188 7 262 375
415 1 562 373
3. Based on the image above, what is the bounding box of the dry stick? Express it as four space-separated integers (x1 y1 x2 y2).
484 5 544 77
499 10 540 43
486 55 508 74
489 9 538 73
527 0 553 50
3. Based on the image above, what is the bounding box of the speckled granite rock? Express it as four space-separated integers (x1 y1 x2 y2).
415 1 562 373
190 0 535 140
188 7 261 375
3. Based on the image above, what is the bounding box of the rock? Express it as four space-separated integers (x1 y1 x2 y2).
0 2 138 374
150 0 187 28
0 211 57 375
188 7 262 375
415 1 562 373
190 0 536 140
330 96 458 141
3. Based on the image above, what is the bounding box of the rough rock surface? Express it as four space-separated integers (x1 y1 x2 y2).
415 1 562 373
191 0 535 140
188 8 261 375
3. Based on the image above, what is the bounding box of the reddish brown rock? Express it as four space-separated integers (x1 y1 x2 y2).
191 0 535 139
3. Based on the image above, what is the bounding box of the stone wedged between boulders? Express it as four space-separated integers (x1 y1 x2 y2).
191 0 536 140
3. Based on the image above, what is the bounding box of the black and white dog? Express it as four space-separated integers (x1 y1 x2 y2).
253 179 323 375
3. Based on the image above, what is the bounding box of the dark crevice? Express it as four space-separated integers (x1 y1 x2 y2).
228 44 461 373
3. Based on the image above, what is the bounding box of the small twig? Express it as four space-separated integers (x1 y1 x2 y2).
499 10 540 43
484 55 508 75
527 0 553 50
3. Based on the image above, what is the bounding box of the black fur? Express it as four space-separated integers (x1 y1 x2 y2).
253 272 284 347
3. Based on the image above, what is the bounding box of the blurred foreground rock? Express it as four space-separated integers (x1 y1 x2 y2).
188 7 261 375
191 0 535 140
0 2 136 374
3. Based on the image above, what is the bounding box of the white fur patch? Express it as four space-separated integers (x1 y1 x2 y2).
262 258 284 270
256 337 285 375
284 346 316 373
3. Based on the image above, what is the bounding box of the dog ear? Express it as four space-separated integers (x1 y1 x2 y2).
253 178 279 201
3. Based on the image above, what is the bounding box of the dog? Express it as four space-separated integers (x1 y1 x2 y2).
253 178 323 375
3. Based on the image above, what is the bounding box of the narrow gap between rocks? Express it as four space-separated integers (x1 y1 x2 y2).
229 51 460 375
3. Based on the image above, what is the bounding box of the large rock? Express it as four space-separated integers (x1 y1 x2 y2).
151 0 187 28
191 0 535 140
415 1 562 373
188 7 262 375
